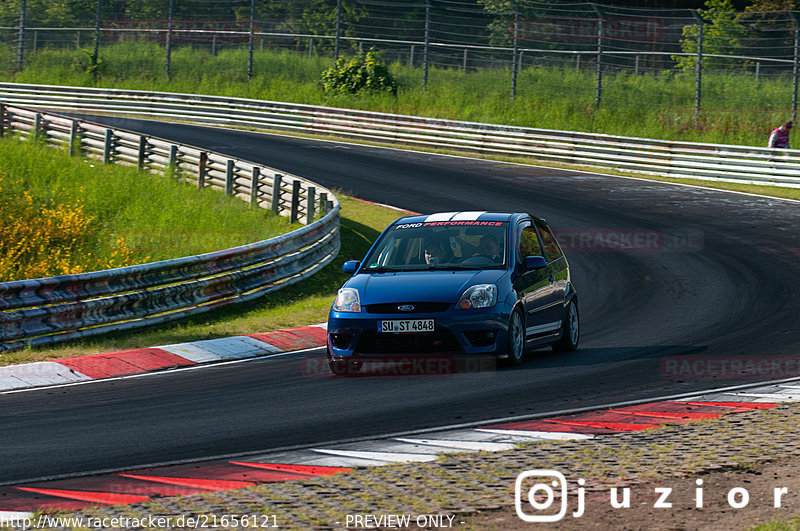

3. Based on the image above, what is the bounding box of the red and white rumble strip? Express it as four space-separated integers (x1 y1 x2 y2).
0 326 796 515
0 325 329 392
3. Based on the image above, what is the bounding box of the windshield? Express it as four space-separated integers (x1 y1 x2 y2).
362 220 509 272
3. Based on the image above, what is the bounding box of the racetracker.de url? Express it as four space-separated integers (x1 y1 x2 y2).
3 513 279 529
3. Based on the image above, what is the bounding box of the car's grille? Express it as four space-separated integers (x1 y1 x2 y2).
355 328 461 354
364 302 451 314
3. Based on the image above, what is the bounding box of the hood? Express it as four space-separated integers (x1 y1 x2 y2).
344 269 505 305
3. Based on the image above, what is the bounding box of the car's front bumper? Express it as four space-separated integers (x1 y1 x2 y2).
327 305 513 360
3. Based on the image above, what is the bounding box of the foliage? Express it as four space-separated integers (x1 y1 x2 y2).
0 172 134 281
0 137 291 282
675 0 747 71
320 50 397 95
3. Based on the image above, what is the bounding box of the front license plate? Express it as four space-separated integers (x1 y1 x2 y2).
379 319 435 333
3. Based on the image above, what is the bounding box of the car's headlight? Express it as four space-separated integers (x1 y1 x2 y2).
457 284 497 310
333 288 361 312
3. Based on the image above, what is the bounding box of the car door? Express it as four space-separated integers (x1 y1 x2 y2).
512 220 561 339
535 219 569 317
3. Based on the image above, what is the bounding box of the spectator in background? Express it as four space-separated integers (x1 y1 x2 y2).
768 121 792 149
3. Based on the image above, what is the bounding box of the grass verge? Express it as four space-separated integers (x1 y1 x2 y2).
0 196 404 366
3 42 799 147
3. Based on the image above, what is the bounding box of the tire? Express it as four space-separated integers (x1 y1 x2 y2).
328 359 363 376
504 308 526 366
552 299 579 353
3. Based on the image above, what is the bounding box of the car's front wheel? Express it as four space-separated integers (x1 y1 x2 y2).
505 308 526 366
552 299 579 353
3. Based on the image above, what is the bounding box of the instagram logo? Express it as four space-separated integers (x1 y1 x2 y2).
515 470 585 522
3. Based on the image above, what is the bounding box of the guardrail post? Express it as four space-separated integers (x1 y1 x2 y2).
69 120 79 155
250 167 260 207
103 129 113 164
290 180 300 224
168 144 178 175
319 192 328 216
137 135 147 171
0 104 5 137
32 112 41 143
225 159 234 196
306 186 316 224
272 173 282 214
198 151 207 189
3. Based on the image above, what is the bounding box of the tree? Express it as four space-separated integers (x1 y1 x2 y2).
675 0 747 71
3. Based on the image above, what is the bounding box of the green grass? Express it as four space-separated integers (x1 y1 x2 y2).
0 135 291 265
0 196 405 365
2 41 797 147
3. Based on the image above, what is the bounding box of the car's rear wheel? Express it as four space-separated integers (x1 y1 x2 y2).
505 308 526 366
552 299 579 353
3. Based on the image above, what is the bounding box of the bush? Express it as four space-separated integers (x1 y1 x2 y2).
320 50 397 96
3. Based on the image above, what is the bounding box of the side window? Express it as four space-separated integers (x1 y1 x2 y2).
519 226 542 259
537 223 563 261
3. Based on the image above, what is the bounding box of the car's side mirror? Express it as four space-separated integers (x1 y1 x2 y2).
342 260 361 274
524 256 547 270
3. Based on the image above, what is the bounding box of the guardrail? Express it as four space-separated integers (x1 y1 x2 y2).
0 103 340 352
1 82 798 188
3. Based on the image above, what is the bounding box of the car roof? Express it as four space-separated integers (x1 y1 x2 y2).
393 211 525 225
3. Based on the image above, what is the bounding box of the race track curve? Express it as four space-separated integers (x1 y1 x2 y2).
2 116 799 485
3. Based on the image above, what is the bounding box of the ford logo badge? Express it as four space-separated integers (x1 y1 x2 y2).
398 304 415 312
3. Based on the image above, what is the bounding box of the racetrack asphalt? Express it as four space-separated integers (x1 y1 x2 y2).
3 115 800 489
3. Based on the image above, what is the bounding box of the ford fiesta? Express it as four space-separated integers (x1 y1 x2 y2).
326 212 579 375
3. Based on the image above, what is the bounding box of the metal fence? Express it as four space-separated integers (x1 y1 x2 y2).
2 82 798 189
3 1 800 114
0 102 340 352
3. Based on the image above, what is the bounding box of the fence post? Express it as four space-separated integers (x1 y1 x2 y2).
103 129 113 164
17 0 26 72
692 10 704 125
69 120 79 155
92 0 101 82
423 0 431 91
247 0 255 81
290 180 300 224
635 55 640 76
463 48 467 73
511 0 519 97
592 5 604 110
272 173 282 214
791 12 800 118
198 151 207 189
0 104 5 137
410 45 415 66
166 0 174 79
225 159 235 196
306 186 316 224
212 33 217 56
308 37 314 58
335 0 342 61
250 167 260 207
137 135 147 171
76 30 81 49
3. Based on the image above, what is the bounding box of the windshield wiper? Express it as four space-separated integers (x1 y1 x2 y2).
366 266 406 273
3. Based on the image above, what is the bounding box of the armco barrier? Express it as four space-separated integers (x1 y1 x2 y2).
0 104 340 352
1 82 799 187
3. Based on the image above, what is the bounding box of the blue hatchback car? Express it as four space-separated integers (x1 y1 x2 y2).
326 211 579 374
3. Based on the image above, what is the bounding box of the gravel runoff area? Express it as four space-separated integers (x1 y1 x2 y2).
10 401 797 530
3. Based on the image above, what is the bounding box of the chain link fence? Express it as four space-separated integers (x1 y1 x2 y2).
2 1 800 117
